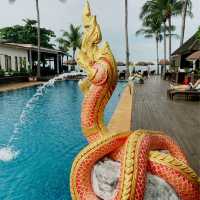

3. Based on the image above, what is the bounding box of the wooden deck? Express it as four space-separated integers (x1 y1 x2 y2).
132 76 200 174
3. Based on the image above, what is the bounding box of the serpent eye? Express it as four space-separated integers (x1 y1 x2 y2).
84 25 90 29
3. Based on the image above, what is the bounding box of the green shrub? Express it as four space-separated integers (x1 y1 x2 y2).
20 67 27 73
0 69 5 77
27 65 33 76
8 69 14 76
184 67 190 74
20 67 28 76
12 68 29 76
12 71 21 76
197 27 200 40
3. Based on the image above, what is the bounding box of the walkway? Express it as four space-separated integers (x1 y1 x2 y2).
0 82 43 92
132 76 200 173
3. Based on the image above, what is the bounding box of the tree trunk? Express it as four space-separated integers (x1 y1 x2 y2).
72 48 76 71
163 21 167 75
125 0 130 78
36 0 41 79
72 47 76 62
156 38 159 75
180 0 188 46
168 16 172 64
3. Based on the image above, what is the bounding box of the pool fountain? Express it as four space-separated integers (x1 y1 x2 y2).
0 76 123 199
0 73 81 162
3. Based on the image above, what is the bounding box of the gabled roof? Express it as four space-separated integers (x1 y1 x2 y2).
172 32 200 55
186 51 200 61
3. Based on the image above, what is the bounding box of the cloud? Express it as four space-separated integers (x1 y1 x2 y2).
0 0 199 61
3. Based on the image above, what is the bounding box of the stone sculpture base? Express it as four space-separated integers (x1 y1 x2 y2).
92 158 179 200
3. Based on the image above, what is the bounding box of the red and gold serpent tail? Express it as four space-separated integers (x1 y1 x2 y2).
71 130 200 200
70 1 200 200
117 131 199 200
70 132 131 200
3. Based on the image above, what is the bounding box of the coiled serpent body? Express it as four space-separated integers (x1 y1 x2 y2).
70 2 200 200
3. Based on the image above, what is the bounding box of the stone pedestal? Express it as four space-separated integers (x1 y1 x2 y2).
92 158 179 200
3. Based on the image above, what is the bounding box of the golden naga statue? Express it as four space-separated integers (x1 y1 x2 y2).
70 1 200 199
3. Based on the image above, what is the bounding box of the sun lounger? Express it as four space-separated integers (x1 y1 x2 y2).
167 89 200 101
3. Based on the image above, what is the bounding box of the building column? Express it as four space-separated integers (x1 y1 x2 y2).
29 50 33 71
190 60 196 83
178 56 181 72
61 55 64 73
56 53 59 74
42 54 45 68
193 60 196 71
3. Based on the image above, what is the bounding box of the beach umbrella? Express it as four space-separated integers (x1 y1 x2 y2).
64 60 77 65
159 59 170 65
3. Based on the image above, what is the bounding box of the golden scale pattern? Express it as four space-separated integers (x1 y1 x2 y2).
70 1 200 200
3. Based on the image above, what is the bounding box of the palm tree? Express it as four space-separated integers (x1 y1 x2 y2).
136 17 163 75
140 0 183 74
166 1 183 63
61 24 82 62
166 25 179 61
35 0 41 78
9 0 66 78
125 0 130 77
57 37 70 53
180 0 192 46
56 37 71 64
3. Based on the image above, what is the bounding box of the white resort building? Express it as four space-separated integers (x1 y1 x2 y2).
0 43 65 76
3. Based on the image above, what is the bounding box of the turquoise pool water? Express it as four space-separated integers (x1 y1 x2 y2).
0 80 125 200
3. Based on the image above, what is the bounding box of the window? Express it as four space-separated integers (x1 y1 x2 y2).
5 55 8 72
15 56 18 72
5 55 12 72
8 56 11 71
19 57 23 70
23 57 27 69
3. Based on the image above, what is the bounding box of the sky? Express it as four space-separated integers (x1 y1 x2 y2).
0 0 200 62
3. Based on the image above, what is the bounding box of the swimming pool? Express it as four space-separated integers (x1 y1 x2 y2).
0 80 125 200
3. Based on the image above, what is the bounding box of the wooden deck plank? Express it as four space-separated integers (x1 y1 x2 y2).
132 76 200 174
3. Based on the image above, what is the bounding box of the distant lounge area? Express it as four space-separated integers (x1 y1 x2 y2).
167 89 200 101
167 78 200 101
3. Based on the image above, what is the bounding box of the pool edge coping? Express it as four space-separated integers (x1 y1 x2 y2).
108 82 134 133
0 82 44 93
